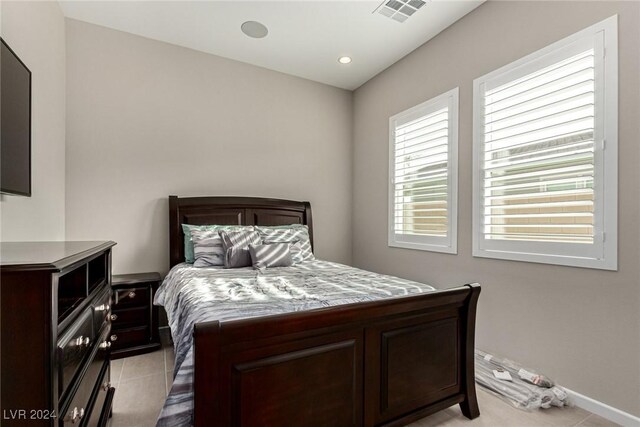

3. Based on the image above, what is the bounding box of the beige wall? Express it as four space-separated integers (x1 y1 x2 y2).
353 1 640 416
0 1 66 241
10 1 638 414
65 19 353 274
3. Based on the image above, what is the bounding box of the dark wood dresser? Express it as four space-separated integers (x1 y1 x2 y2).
110 272 162 359
0 241 116 426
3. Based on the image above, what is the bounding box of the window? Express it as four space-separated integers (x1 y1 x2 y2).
472 16 617 270
389 88 458 253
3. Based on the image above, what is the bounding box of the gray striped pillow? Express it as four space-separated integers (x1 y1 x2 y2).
182 224 253 263
219 230 262 268
191 229 225 267
248 243 293 270
254 225 314 263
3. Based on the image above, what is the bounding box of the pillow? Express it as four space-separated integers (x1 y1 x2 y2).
248 243 293 270
219 230 262 268
182 224 253 263
254 224 314 263
191 229 225 267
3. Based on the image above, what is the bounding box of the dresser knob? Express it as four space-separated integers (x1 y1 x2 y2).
102 381 111 391
111 334 118 342
69 407 77 423
110 314 118 321
74 336 88 347
69 406 84 423
99 341 111 349
83 337 90 346
128 291 136 299
95 304 110 312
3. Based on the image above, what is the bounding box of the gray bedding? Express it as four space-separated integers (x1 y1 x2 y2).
154 259 437 426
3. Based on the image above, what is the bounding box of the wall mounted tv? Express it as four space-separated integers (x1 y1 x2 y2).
1 38 32 196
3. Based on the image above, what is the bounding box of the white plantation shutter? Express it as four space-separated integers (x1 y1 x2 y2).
483 49 596 244
473 16 617 270
389 88 458 253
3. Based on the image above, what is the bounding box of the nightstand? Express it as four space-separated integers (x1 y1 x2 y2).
110 272 162 359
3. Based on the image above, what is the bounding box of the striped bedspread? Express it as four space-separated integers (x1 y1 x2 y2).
154 260 437 426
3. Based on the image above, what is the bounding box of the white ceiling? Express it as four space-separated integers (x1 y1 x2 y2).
59 0 483 90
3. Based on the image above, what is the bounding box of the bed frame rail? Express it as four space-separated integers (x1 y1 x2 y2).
193 283 480 426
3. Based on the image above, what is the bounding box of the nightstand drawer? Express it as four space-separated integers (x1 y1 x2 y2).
111 306 148 328
113 286 148 308
110 326 148 351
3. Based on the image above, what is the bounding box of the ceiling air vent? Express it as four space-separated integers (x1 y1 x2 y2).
374 0 426 23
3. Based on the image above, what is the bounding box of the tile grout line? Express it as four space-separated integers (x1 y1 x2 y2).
116 357 124 385
163 348 169 395
575 414 602 427
119 371 165 385
574 414 588 426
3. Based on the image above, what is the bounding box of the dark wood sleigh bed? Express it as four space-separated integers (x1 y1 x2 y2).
168 195 481 427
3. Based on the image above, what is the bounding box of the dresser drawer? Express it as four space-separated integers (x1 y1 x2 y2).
113 286 148 308
58 309 95 396
110 326 148 351
110 306 148 329
92 288 112 333
85 362 114 427
60 362 106 426
60 330 109 426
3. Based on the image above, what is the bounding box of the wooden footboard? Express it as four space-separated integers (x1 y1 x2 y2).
193 283 480 427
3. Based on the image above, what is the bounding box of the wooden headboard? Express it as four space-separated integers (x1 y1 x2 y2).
169 196 313 268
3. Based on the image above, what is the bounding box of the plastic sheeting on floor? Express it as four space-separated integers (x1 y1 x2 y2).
475 349 570 410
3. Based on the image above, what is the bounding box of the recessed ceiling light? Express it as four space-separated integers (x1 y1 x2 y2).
338 56 352 64
241 21 268 39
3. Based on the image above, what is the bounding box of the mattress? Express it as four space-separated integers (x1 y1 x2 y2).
154 259 437 426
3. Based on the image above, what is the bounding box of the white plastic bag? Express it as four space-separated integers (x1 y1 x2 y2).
475 349 570 410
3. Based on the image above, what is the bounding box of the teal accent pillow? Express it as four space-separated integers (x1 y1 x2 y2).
181 224 253 263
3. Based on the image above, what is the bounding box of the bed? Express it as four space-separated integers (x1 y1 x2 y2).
157 195 480 426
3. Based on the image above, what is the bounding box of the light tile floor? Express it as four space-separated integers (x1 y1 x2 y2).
109 346 174 427
109 346 617 427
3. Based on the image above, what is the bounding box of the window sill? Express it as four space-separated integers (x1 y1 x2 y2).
472 247 617 271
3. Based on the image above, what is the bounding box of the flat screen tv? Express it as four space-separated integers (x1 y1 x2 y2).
1 38 31 196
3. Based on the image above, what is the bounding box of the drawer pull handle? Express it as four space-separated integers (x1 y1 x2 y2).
99 341 111 350
115 289 137 304
110 314 118 321
111 334 118 342
69 407 85 423
74 336 90 347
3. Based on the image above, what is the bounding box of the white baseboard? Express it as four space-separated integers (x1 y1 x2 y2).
563 387 640 427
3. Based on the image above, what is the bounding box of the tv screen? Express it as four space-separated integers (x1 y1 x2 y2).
1 38 31 196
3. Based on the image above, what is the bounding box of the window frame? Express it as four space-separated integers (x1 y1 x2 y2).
472 15 618 270
388 87 459 254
